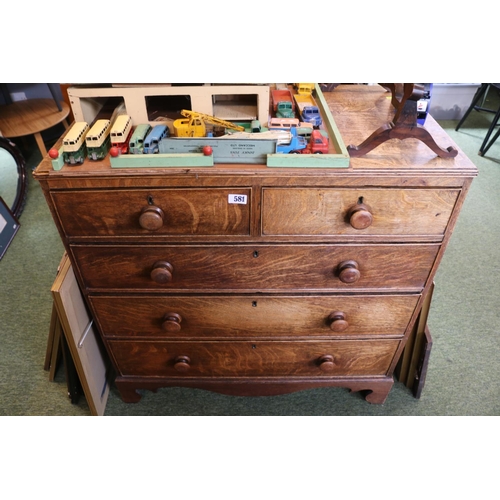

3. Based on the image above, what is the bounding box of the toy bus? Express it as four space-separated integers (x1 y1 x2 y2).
62 121 89 164
268 117 300 130
86 119 111 160
128 124 152 154
110 115 133 154
143 124 169 154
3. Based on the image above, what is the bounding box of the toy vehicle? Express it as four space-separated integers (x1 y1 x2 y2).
110 115 133 154
300 129 329 154
276 127 307 154
62 121 89 164
296 122 314 138
271 89 296 118
128 124 152 154
295 83 315 95
294 93 322 127
143 125 169 154
250 120 261 133
268 117 300 130
85 119 111 160
173 110 245 137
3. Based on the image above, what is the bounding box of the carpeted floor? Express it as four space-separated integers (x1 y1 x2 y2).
1 90 499 416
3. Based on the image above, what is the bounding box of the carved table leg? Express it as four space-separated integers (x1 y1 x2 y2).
348 83 458 159
348 122 458 158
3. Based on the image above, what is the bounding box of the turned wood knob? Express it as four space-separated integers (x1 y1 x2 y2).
338 260 361 284
162 313 182 332
151 261 174 284
139 206 165 231
174 355 191 373
328 311 349 332
318 354 335 372
347 203 373 230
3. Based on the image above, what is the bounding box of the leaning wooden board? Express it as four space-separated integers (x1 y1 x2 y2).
51 253 111 416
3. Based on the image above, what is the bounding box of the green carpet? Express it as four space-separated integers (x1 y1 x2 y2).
1 93 499 416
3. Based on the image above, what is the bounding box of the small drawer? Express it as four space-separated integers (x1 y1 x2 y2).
262 188 459 237
108 339 400 378
52 188 251 237
90 294 419 339
72 243 439 292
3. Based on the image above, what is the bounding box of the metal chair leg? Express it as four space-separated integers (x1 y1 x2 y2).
479 106 500 155
480 123 500 156
456 83 489 131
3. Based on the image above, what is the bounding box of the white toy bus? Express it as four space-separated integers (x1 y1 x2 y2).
62 121 89 164
85 119 111 160
110 115 133 154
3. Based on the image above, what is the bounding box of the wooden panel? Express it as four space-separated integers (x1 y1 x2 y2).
51 188 251 236
90 294 420 339
262 188 459 236
108 339 399 377
51 253 110 416
72 243 440 292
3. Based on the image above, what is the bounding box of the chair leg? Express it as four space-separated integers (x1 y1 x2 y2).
47 83 62 111
480 124 500 156
479 106 500 154
456 83 489 131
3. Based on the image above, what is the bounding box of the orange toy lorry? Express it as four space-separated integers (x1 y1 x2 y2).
301 129 329 154
271 89 296 118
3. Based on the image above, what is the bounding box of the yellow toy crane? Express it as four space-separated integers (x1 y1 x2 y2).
173 109 245 137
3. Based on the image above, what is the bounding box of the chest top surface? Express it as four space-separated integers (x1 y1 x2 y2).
33 85 478 187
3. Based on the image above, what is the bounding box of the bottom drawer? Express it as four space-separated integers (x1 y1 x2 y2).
108 339 399 378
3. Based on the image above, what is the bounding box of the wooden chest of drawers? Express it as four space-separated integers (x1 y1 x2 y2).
34 85 477 405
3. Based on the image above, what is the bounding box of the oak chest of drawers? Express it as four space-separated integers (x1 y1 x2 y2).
34 85 477 405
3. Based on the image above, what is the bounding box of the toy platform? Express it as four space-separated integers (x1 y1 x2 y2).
52 84 349 169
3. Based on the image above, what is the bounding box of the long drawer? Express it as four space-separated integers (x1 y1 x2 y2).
90 294 419 339
108 339 400 377
262 188 459 236
51 187 460 239
51 188 251 236
71 243 440 292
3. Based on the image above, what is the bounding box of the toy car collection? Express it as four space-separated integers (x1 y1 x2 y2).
55 84 330 165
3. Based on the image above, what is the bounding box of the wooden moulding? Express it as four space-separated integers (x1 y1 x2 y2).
59 84 350 170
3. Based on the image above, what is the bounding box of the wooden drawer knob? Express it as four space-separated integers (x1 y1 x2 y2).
347 202 373 230
151 261 174 284
328 311 349 332
338 260 361 284
139 206 165 231
162 312 182 332
174 355 191 373
318 354 335 372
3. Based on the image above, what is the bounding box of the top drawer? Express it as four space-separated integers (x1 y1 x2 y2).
51 188 251 237
262 188 459 237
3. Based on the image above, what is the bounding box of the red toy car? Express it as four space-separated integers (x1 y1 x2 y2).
301 129 329 154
